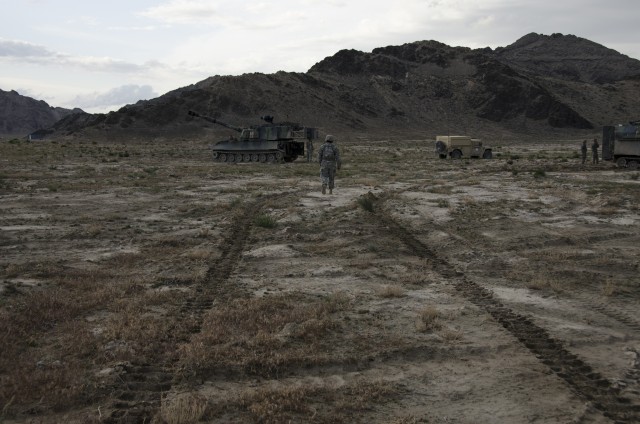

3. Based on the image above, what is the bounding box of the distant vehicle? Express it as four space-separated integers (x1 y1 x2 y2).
188 111 318 163
602 121 640 168
435 135 492 159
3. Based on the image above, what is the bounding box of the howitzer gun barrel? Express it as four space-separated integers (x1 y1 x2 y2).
188 110 242 132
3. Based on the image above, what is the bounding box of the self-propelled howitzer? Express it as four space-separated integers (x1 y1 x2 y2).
602 120 640 168
188 110 317 163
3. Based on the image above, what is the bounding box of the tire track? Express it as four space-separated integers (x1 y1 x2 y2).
106 197 269 424
393 188 640 335
370 195 640 423
578 296 640 333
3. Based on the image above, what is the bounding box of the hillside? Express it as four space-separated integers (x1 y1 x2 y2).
6 33 640 141
0 89 83 137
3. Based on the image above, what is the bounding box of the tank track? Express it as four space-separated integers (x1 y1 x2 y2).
211 150 295 163
105 198 268 423
368 193 640 423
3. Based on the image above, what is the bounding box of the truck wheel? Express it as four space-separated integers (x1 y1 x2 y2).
482 150 492 159
451 150 462 159
629 160 639 169
616 157 627 167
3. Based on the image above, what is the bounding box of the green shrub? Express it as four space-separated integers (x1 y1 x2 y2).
533 169 546 179
254 214 277 228
357 196 374 212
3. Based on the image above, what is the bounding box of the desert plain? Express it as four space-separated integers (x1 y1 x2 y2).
1 135 639 423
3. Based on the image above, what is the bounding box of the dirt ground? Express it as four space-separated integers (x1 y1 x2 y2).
1 136 639 423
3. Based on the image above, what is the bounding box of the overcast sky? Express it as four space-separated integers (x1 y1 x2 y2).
1 0 639 113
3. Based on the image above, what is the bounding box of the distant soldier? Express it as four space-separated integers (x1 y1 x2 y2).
581 140 587 165
318 135 341 194
306 139 314 162
592 138 600 164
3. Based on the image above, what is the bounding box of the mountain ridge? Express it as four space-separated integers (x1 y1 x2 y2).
3 32 640 140
0 89 83 137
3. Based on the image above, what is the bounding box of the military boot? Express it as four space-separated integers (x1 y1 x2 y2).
322 185 326 194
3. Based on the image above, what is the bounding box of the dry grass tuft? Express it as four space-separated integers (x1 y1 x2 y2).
415 306 441 332
85 223 103 237
601 279 618 297
180 293 350 375
376 284 405 298
403 271 430 286
527 277 563 293
212 380 395 422
160 392 208 424
240 385 312 421
439 328 463 343
184 248 212 260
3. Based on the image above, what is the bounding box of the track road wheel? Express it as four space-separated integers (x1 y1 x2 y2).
616 157 627 167
251 153 259 162
629 160 639 169
219 153 227 162
267 153 276 163
259 153 267 163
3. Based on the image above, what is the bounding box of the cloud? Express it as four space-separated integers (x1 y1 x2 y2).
70 84 158 109
0 38 53 57
140 0 222 24
0 38 152 73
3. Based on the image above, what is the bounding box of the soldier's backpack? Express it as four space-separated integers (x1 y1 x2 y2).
322 145 336 161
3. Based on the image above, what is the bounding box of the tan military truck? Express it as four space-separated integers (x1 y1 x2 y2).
435 135 492 159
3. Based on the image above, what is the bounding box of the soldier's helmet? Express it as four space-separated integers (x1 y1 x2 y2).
325 135 335 143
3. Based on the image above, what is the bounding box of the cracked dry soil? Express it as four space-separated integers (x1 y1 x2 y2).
1 137 639 423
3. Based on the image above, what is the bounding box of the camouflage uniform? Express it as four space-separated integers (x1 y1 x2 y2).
592 138 599 164
318 135 341 194
581 140 587 164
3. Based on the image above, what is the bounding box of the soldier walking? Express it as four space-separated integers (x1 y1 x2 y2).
318 135 341 194
581 140 587 165
592 138 599 164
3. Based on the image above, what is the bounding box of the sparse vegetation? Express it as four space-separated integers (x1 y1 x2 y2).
357 195 375 212
415 306 441 332
533 169 546 178
1 136 639 423
254 213 278 228
376 284 405 298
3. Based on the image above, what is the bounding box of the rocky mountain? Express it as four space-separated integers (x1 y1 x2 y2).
492 33 640 84
0 89 83 137
9 33 640 141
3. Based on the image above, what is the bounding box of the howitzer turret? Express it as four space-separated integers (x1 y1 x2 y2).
188 110 318 163
188 110 242 132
